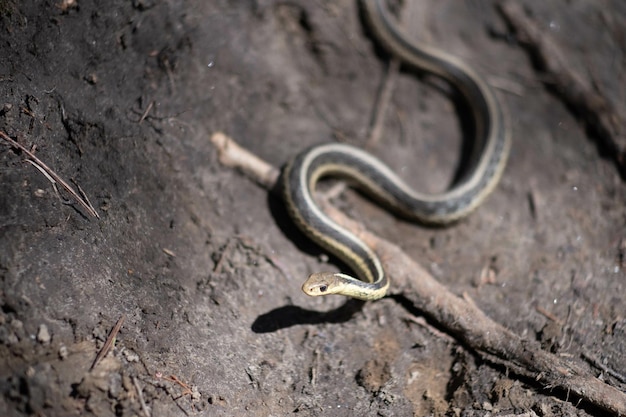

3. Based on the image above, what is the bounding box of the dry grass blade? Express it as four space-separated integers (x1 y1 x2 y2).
0 130 100 219
90 315 125 371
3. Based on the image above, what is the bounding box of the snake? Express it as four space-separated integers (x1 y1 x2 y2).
282 0 511 301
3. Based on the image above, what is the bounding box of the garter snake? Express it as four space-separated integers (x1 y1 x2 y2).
282 0 511 301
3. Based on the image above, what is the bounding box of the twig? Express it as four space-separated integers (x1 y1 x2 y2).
367 58 400 149
24 159 69 205
133 376 151 417
162 374 193 400
404 315 455 343
210 131 626 415
210 132 278 189
310 349 319 386
498 1 626 179
72 179 98 216
138 100 154 124
365 2 407 149
582 351 626 385
536 305 563 324
162 247 177 258
212 238 234 274
0 130 100 218
90 315 125 371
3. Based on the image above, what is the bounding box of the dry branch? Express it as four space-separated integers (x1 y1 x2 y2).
211 131 626 415
498 1 626 178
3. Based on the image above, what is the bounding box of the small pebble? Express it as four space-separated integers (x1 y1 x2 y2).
191 385 201 400
59 344 68 360
11 319 23 331
123 349 139 363
37 324 51 344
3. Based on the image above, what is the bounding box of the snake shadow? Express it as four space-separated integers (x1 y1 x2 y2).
251 298 366 333
251 181 367 333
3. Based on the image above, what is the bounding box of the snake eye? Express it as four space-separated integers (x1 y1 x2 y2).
318 285 328 293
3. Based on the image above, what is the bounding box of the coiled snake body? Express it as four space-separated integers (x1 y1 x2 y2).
282 0 511 300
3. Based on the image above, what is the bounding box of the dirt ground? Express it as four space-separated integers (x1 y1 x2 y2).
0 0 625 416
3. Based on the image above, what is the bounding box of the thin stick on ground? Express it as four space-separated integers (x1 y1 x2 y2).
365 1 407 149
90 315 125 371
498 1 626 178
0 130 100 219
366 58 400 149
161 374 194 400
582 351 626 385
211 131 626 416
133 376 151 417
138 100 154 124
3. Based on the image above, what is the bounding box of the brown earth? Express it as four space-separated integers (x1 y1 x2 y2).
0 1 625 416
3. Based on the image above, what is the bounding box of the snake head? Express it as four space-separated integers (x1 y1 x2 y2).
301 272 343 297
